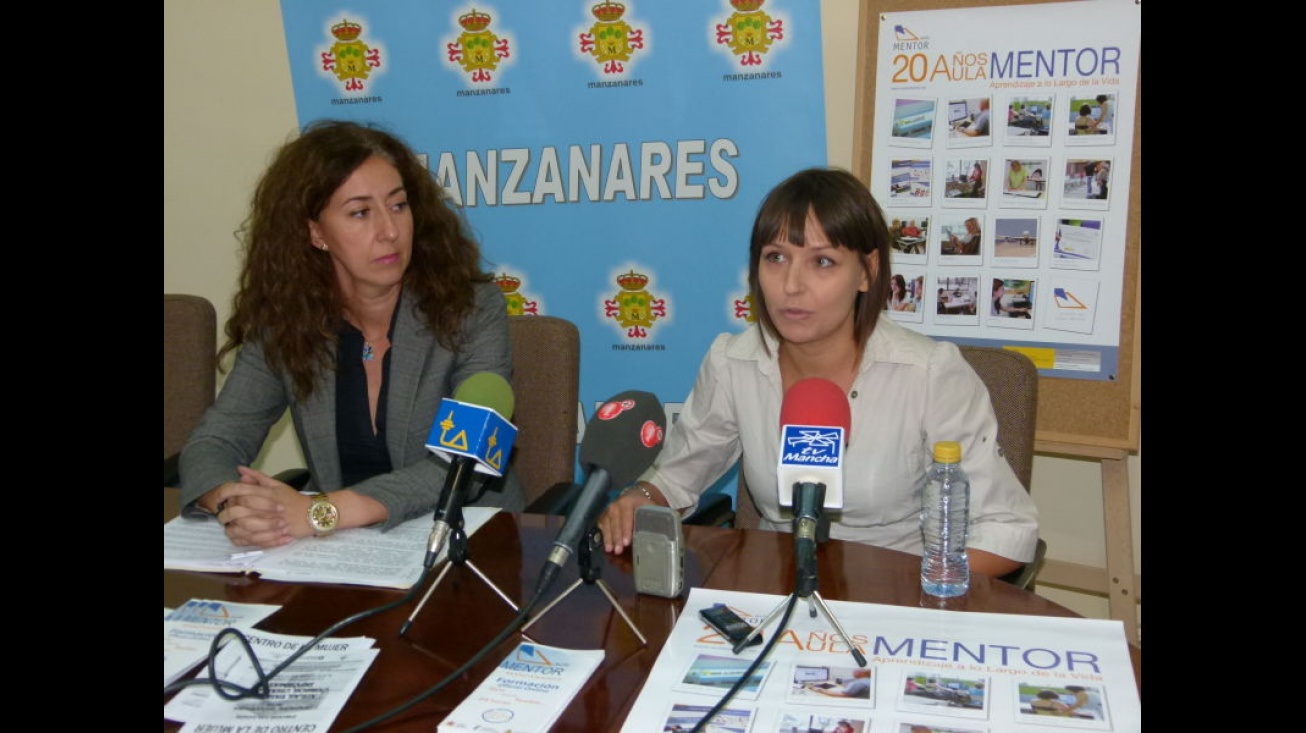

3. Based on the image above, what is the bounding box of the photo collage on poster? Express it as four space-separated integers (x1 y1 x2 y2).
882 90 1118 338
656 655 1117 732
623 586 1138 733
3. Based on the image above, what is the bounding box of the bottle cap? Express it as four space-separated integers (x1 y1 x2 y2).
933 441 962 463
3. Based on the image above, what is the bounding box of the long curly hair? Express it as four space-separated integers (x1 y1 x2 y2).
747 167 893 354
220 119 491 400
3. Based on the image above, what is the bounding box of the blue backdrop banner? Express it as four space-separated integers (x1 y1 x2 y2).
279 1 828 486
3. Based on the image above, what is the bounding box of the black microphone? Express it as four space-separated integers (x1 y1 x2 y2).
422 373 518 568
793 481 826 598
546 390 666 570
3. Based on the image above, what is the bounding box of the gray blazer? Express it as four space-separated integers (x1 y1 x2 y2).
180 283 524 527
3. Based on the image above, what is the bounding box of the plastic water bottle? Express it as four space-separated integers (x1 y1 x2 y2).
920 441 970 598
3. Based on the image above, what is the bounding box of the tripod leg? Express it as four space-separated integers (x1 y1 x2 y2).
810 591 867 667
400 526 522 638
593 579 647 646
519 578 584 633
399 561 455 637
464 560 521 613
732 595 789 653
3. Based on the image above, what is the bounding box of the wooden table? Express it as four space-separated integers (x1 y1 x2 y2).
165 498 1139 732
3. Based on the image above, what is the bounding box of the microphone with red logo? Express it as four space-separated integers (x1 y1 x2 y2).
545 390 666 572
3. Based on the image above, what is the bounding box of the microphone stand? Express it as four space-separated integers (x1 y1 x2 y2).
732 483 866 667
399 492 519 637
521 526 647 645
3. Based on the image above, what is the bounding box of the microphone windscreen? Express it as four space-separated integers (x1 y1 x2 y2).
428 372 518 476
780 378 851 438
777 377 849 509
454 372 515 421
580 390 666 489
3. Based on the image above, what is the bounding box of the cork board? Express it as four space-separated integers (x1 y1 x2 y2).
852 0 1140 453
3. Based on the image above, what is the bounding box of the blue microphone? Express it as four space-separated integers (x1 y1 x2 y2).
422 373 518 568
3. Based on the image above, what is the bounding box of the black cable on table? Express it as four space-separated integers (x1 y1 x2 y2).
688 592 798 733
163 563 437 700
340 562 562 732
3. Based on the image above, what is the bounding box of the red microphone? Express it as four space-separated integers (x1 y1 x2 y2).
779 378 851 438
777 378 850 510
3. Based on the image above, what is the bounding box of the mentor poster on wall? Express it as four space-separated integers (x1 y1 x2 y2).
279 1 828 445
869 0 1140 380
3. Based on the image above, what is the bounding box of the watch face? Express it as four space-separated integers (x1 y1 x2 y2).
310 496 339 532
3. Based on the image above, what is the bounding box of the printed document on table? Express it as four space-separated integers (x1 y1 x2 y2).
164 599 280 688
621 587 1141 733
163 629 377 731
440 642 604 733
163 506 499 589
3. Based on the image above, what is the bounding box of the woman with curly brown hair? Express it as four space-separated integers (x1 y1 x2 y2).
179 120 522 547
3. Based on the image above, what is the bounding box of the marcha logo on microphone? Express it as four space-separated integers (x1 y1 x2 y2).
780 427 842 465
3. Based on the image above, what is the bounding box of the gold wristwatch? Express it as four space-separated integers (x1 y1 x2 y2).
308 493 340 536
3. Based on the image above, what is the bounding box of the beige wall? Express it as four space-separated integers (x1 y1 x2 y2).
165 1 1139 626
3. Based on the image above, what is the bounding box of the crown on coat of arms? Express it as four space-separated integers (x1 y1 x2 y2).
592 1 626 22
730 0 765 11
616 270 649 291
459 9 492 31
331 18 363 41
495 273 522 293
